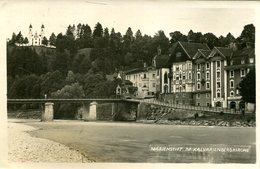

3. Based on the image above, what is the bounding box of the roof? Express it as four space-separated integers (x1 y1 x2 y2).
232 47 255 58
154 54 170 68
193 49 211 60
178 41 210 58
215 47 233 58
199 49 211 58
125 66 155 74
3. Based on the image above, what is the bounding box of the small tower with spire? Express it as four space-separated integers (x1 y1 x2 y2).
28 24 33 45
40 24 45 39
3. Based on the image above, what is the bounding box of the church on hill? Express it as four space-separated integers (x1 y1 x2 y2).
28 24 45 46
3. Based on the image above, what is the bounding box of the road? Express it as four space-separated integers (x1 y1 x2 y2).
23 120 255 163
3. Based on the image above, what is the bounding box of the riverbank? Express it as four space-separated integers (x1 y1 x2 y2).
8 120 93 163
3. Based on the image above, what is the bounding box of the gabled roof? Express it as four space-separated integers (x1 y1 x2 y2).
154 54 170 68
193 49 211 59
209 47 233 59
215 47 233 58
178 41 210 59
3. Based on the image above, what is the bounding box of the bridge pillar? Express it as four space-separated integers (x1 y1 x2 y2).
42 102 54 122
89 101 97 120
83 101 97 121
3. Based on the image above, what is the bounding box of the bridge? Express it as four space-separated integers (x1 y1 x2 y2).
7 98 141 122
7 98 240 122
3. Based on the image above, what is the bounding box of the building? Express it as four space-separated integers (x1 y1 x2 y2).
125 64 157 98
193 49 212 107
153 41 255 110
225 46 255 110
28 24 45 46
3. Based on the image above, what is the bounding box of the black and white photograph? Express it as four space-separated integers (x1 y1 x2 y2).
0 0 259 168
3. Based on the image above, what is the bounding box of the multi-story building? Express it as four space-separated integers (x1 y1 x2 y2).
208 47 233 108
225 46 255 109
125 64 157 98
154 41 210 105
153 41 255 110
193 49 212 107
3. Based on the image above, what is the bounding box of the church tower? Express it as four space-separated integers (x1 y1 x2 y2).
28 24 33 45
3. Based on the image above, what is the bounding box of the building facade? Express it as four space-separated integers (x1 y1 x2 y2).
125 65 157 98
28 24 45 46
152 41 255 109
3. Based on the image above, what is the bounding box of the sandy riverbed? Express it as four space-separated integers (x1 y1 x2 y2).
8 121 92 163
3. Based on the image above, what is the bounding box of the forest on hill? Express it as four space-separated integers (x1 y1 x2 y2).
7 22 255 100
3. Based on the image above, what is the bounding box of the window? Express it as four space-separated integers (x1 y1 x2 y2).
230 70 234 78
197 63 201 70
241 69 245 77
249 58 254 63
197 83 201 90
164 72 168 83
152 74 155 78
183 93 186 97
217 61 221 68
217 92 221 98
189 72 192 79
217 72 220 78
230 80 234 88
230 60 233 65
236 89 239 95
176 75 179 80
176 66 179 71
143 74 147 79
157 70 159 76
152 83 156 87
182 75 185 80
241 59 245 64
183 64 186 71
206 62 210 69
206 82 210 89
197 72 201 80
207 103 210 107
206 93 210 98
230 91 234 97
197 93 200 99
197 102 200 106
206 72 210 80
189 63 192 69
217 82 220 88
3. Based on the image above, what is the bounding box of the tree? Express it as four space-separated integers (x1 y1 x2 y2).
42 36 48 46
187 30 204 43
239 68 255 104
51 83 85 99
239 24 255 44
203 33 219 49
16 31 24 44
151 30 169 55
49 33 57 46
169 31 188 44
93 22 103 38
23 37 29 44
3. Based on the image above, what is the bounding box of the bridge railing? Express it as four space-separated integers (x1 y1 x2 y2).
141 98 241 114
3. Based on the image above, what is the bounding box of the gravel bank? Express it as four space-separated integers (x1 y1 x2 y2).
8 122 93 163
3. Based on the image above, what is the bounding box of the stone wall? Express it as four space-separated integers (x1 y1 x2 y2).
136 102 218 121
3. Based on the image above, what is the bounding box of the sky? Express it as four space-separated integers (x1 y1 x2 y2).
0 0 257 39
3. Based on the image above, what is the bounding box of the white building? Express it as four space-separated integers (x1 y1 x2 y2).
125 64 157 98
28 24 45 46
